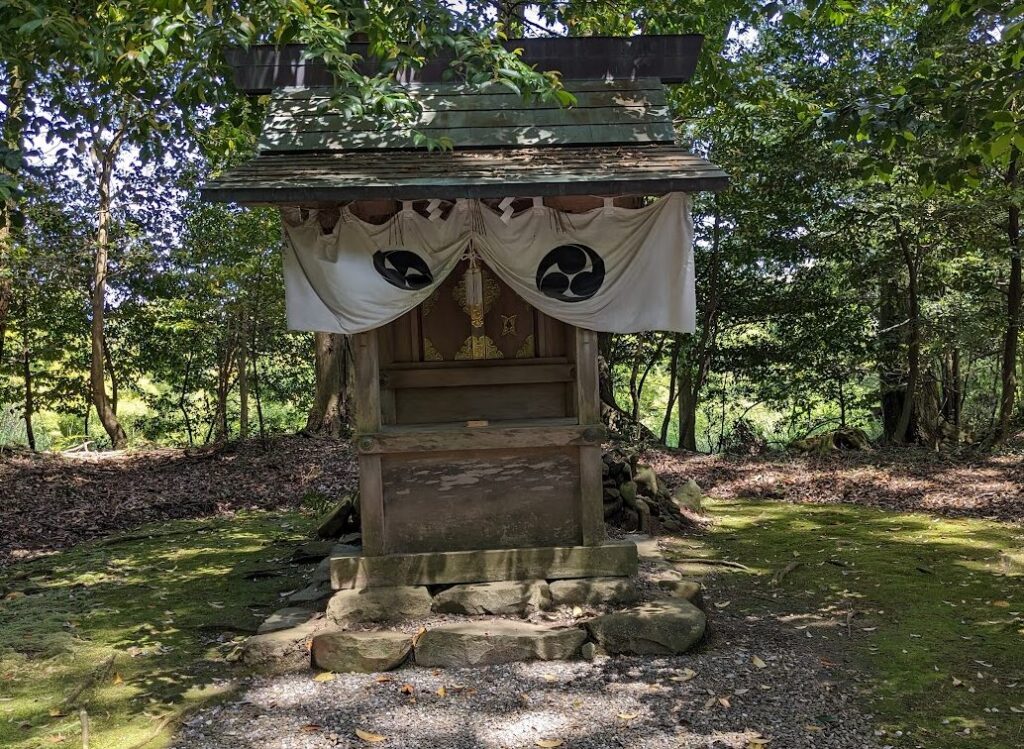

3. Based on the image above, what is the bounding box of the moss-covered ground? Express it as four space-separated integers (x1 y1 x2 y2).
681 500 1024 749
0 511 315 749
2 500 1022 748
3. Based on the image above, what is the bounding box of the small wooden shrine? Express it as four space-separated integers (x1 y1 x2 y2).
204 36 727 590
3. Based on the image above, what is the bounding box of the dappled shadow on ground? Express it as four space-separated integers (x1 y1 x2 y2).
669 501 1024 748
0 512 317 749
645 445 1024 522
170 629 875 749
0 435 357 564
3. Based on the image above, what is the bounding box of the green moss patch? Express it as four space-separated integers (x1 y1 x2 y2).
681 500 1024 749
0 511 316 749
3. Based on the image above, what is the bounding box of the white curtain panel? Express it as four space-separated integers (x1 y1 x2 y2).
281 193 695 335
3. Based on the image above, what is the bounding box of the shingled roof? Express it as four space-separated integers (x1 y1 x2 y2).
203 71 727 203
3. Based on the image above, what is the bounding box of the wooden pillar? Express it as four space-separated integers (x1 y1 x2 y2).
353 330 385 556
576 327 605 546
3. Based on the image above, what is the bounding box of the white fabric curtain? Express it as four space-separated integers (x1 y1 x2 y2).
281 193 695 335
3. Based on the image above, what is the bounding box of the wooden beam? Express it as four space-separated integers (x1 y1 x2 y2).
227 36 705 94
330 540 638 589
353 331 384 556
575 328 601 426
382 362 574 390
357 421 605 454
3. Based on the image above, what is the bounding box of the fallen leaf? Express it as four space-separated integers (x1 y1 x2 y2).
752 656 767 669
46 735 65 744
412 627 427 647
436 686 446 698
3 592 26 601
718 697 731 708
617 712 638 720
299 724 322 733
48 707 63 717
356 728 387 743
993 600 1011 608
376 675 394 683
112 672 124 686
400 683 414 695
313 672 335 682
670 668 697 682
952 677 963 687
535 740 564 748
713 601 731 609
571 606 584 618
543 673 558 682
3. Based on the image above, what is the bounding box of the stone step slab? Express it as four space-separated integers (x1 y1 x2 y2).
431 579 551 615
414 621 587 667
312 630 413 673
549 576 638 606
257 607 319 634
327 585 432 625
585 598 706 655
242 619 321 674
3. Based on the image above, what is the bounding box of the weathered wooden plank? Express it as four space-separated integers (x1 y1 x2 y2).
262 105 672 134
394 382 569 424
227 36 704 93
380 447 581 554
330 539 639 589
357 422 604 454
575 328 601 426
353 331 380 434
358 454 385 557
382 363 574 389
579 445 606 546
258 122 675 152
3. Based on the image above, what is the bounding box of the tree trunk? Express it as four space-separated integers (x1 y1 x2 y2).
22 316 34 451
597 332 619 412
90 140 127 448
305 332 352 437
893 221 920 443
660 337 682 445
878 274 904 441
0 64 29 370
994 147 1021 444
238 314 249 440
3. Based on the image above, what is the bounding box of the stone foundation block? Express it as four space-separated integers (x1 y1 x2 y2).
326 586 432 625
585 599 706 655
549 576 639 606
415 621 587 667
311 630 412 673
432 579 551 615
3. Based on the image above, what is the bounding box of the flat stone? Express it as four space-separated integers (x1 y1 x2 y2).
288 582 333 607
432 580 551 615
415 621 587 667
312 557 332 584
549 577 639 606
289 540 334 563
624 534 662 561
327 586 432 625
655 579 703 605
242 619 319 674
311 630 412 673
580 642 597 661
672 479 704 512
257 607 318 634
585 599 706 655
316 496 356 539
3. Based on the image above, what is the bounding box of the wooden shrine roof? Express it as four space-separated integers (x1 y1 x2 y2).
258 80 675 152
203 68 728 203
201 144 728 203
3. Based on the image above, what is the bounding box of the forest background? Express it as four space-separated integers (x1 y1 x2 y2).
1 0 1022 456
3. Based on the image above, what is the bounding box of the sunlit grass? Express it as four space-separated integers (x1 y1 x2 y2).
0 511 315 749
684 499 1024 749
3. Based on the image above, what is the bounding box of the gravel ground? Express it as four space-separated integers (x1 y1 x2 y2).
171 613 882 749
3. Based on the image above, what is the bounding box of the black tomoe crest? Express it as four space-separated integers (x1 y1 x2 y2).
373 249 433 290
535 244 606 302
